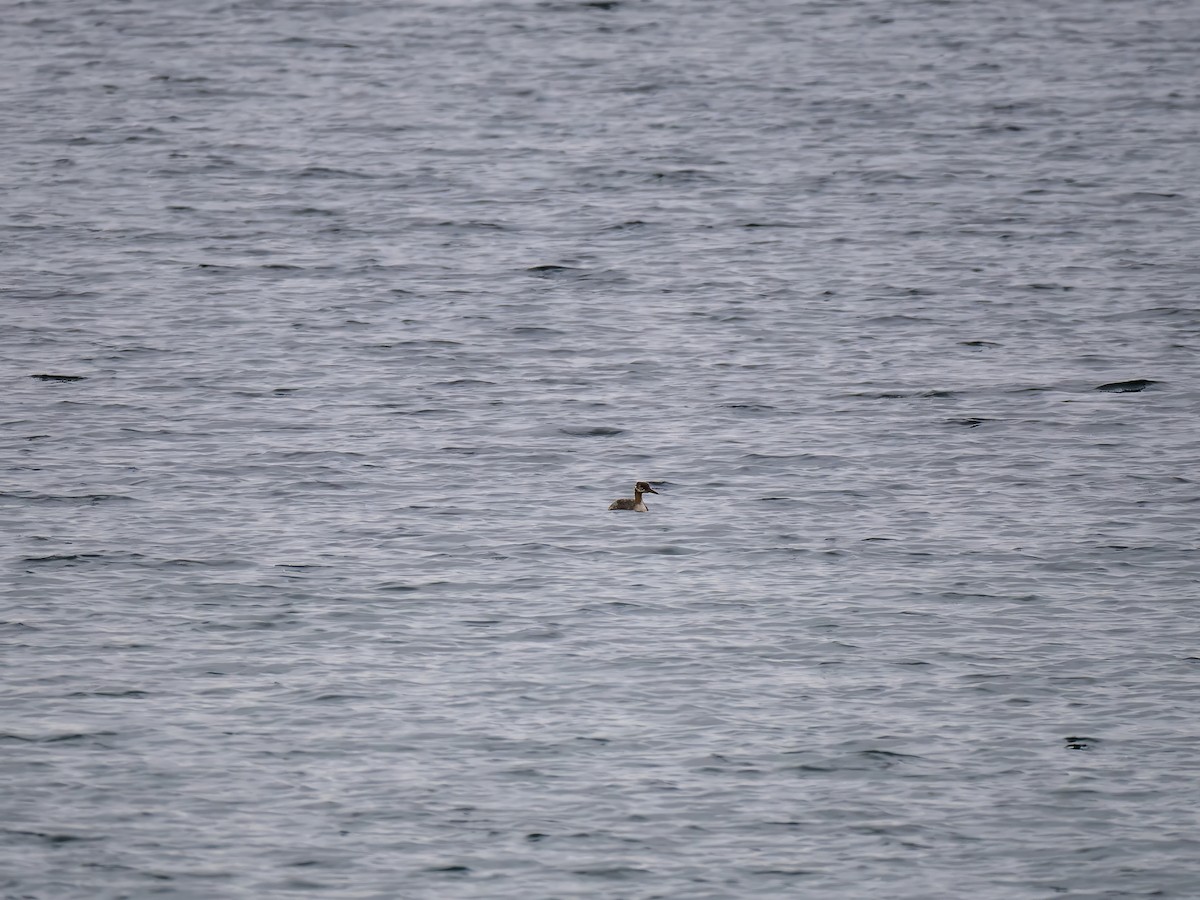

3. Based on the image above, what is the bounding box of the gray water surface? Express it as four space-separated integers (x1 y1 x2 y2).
3 0 1200 897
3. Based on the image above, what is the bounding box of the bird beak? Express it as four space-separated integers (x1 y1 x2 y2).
645 485 659 494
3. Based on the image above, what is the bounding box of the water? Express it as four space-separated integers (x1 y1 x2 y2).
3 0 1199 896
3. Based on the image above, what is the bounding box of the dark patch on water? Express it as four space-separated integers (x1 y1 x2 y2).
852 389 962 400
752 868 815 877
1096 379 1160 393
526 264 580 277
724 403 777 412
1 494 135 508
559 426 623 436
22 553 110 566
44 731 118 743
573 866 650 879
296 166 373 179
2 829 101 845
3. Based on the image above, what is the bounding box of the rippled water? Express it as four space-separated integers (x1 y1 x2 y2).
4 0 1200 897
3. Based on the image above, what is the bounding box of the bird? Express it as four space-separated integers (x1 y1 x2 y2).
608 481 659 512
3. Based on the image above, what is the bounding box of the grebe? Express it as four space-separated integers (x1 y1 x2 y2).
608 481 659 512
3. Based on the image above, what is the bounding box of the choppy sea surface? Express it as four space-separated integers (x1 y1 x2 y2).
3 0 1199 897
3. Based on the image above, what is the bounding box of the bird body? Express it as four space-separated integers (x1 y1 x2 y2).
609 481 659 512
